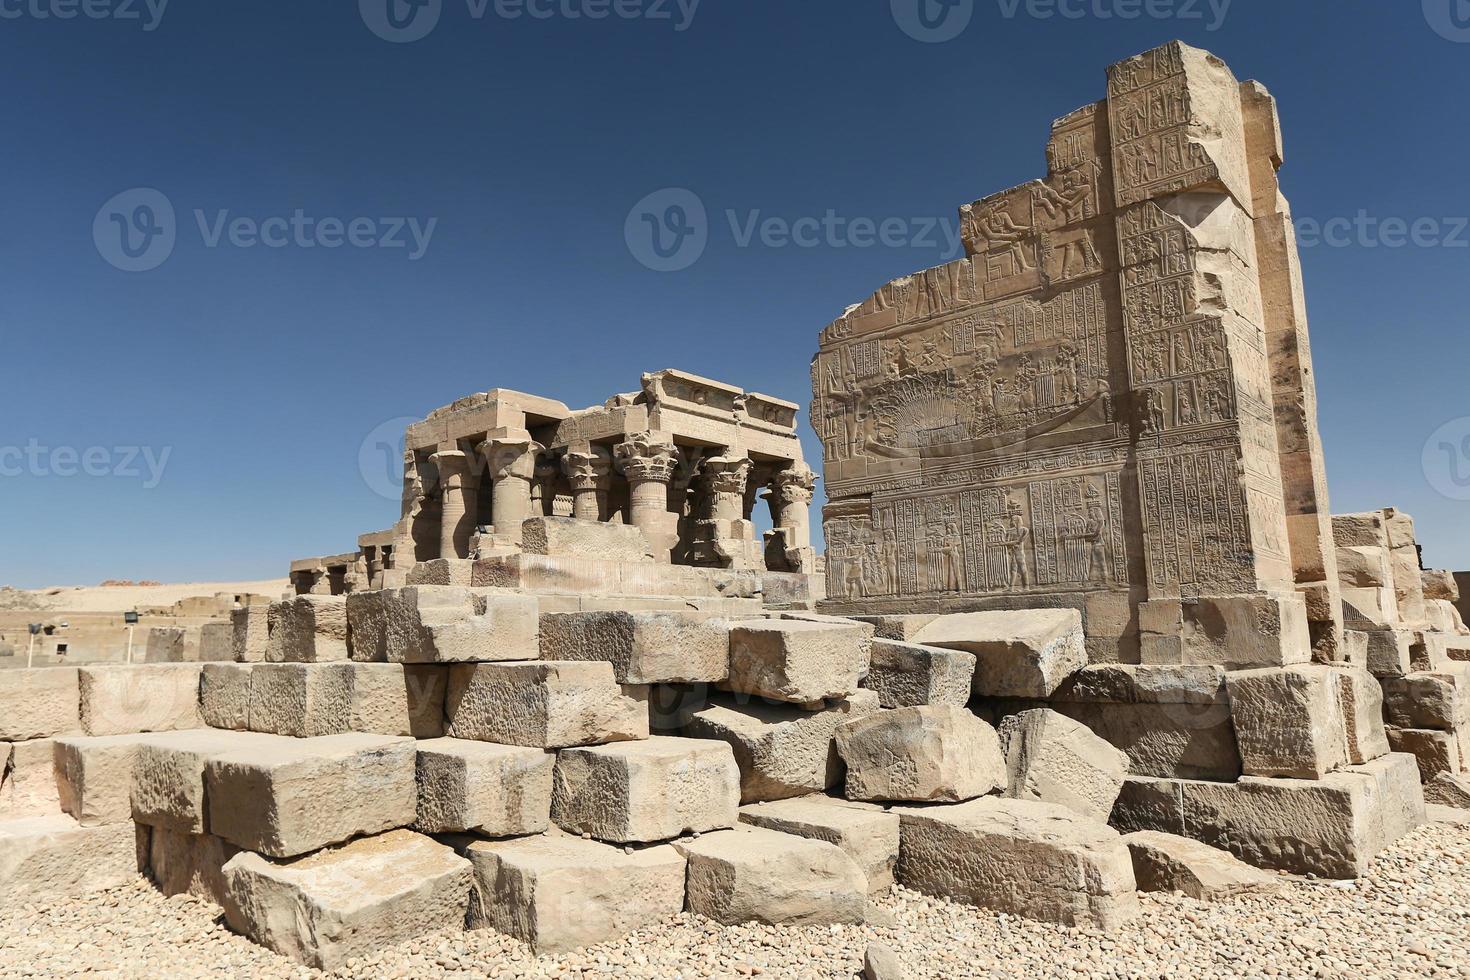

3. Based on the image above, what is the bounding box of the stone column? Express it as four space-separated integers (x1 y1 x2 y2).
769 462 817 551
479 438 542 546
615 433 680 560
430 449 477 561
563 449 613 522
701 455 751 523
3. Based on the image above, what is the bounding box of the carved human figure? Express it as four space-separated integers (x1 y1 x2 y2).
938 522 965 592
1002 499 1031 588
1083 487 1109 584
977 203 1035 275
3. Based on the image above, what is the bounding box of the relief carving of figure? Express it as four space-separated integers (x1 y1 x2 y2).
1083 486 1108 584
937 521 965 593
1177 389 1198 426
1142 387 1166 434
1000 499 1031 588
975 203 1035 276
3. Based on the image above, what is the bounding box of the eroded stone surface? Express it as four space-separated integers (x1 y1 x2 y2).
726 621 869 705
445 662 648 749
911 611 1086 699
1123 830 1284 900
539 611 730 685
738 794 899 893
415 738 554 837
675 826 867 927
836 706 1005 803
997 709 1129 821
863 639 975 709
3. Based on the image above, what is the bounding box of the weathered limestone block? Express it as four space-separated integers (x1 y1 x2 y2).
910 610 1086 698
347 663 448 738
54 732 162 826
0 816 139 905
0 738 62 817
521 516 654 562
836 706 1005 803
78 665 202 736
461 833 686 954
738 795 899 893
222 830 472 971
414 738 554 837
266 595 350 663
1337 545 1394 590
144 626 187 663
198 622 235 663
893 797 1138 929
1140 594 1312 669
145 825 239 905
539 611 730 685
863 639 975 708
1332 666 1391 765
675 826 867 926
1381 666 1470 731
997 709 1130 822
1387 728 1460 781
1225 666 1346 779
1341 587 1401 630
132 729 278 834
201 663 254 731
249 663 445 739
1122 831 1284 900
1383 509 1428 627
1426 598 1468 635
1423 570 1461 603
445 662 648 749
1425 772 1470 808
1358 628 1418 677
231 605 270 663
726 621 869 705
0 668 79 741
683 692 880 802
346 586 539 664
852 615 939 642
205 733 417 858
551 737 739 843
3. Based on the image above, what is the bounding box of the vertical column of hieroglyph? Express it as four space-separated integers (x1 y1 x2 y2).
1108 42 1294 600
1239 81 1346 660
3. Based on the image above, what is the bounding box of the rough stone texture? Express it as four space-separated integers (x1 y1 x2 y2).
1388 727 1460 781
460 833 687 954
910 610 1087 699
445 661 648 749
200 663 254 731
997 709 1130 821
1225 665 1346 779
78 665 202 737
248 663 445 739
836 705 1006 803
864 943 904 980
413 738 554 837
682 692 881 803
144 825 240 906
1122 831 1284 900
864 639 975 708
132 729 279 834
231 605 270 663
0 668 79 741
538 611 730 685
205 733 418 858
551 737 739 843
1359 628 1417 677
893 797 1138 929
521 516 655 563
1381 666 1470 731
266 595 351 663
1425 772 1470 808
0 816 139 905
0 738 63 817
1332 665 1391 765
675 826 867 926
221 829 473 971
346 586 539 665
726 621 869 705
1140 594 1312 669
738 795 899 894
54 733 160 826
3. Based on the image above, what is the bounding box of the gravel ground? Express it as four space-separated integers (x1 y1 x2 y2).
2 819 1468 980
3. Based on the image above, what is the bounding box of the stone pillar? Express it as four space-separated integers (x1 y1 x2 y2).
702 455 751 523
564 449 613 522
615 433 680 561
430 450 477 561
480 438 542 547
769 462 817 551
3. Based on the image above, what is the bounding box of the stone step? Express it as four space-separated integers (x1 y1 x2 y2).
346 586 538 664
0 668 79 741
78 665 202 737
0 815 139 905
836 705 1005 804
242 662 446 739
445 662 648 748
539 610 730 685
738 795 898 894
266 595 350 663
725 621 869 705
674 826 867 926
906 609 1087 699
414 738 554 837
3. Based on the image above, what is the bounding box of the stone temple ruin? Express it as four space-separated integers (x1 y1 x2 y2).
1 41 1469 971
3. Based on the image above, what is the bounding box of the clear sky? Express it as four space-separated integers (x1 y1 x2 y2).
2 0 1467 588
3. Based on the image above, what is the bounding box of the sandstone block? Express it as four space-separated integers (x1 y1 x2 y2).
1337 545 1394 589
231 605 270 663
997 709 1129 821
132 729 277 834
0 815 139 905
725 621 868 705
1122 831 1283 900
551 737 739 843
1387 727 1460 781
445 662 648 748
1139 593 1311 669
683 692 880 802
864 944 903 980
1341 587 1399 630
145 825 239 905
201 663 253 731
54 732 162 826
198 622 235 663
78 665 202 736
414 738 553 837
538 610 730 685
675 826 866 926
249 663 445 739
893 797 1138 929
266 595 350 663
0 668 79 741
0 738 62 817
1425 772 1470 808
205 733 417 858
1225 666 1346 779
1332 666 1391 765
851 615 939 641
836 706 1005 803
521 516 654 562
222 829 472 971
1423 570 1461 603
738 795 899 893
1381 667 1470 731
461 833 686 954
346 586 539 664
864 639 975 708
910 609 1086 698
1359 628 1417 677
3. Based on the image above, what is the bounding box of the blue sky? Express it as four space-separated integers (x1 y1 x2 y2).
2 0 1467 588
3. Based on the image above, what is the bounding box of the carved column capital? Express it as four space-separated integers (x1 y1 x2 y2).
429 449 474 488
478 439 542 483
700 455 751 497
563 450 614 492
772 461 817 505
615 433 679 485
